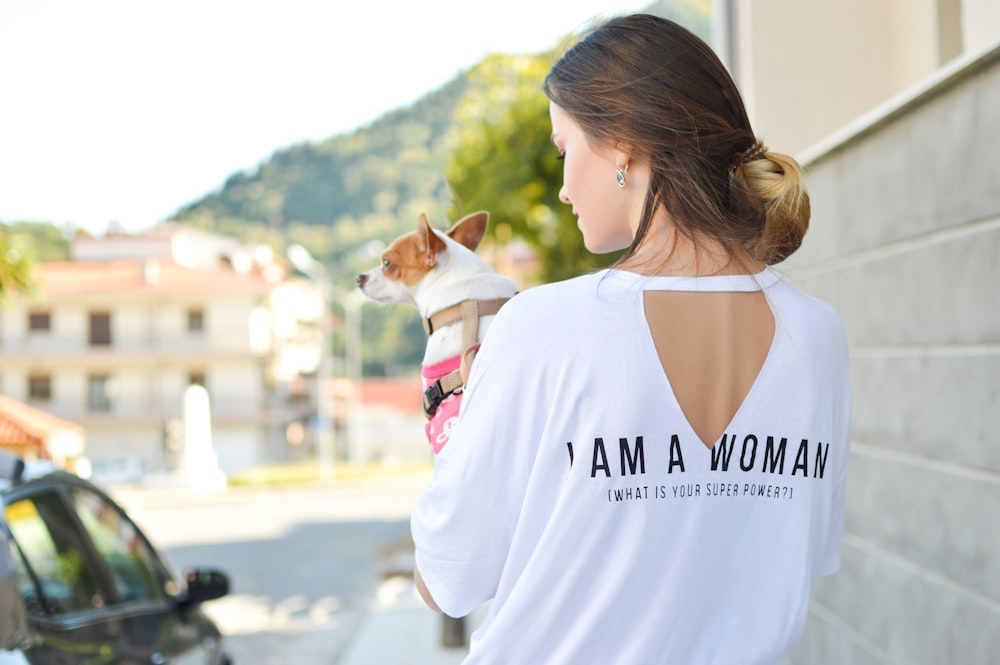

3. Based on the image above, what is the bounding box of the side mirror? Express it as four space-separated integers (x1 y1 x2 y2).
183 568 230 605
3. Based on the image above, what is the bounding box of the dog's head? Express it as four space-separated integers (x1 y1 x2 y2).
356 211 490 307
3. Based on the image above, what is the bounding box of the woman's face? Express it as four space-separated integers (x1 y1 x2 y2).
549 102 634 254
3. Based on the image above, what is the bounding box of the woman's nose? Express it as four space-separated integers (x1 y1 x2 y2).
558 186 570 204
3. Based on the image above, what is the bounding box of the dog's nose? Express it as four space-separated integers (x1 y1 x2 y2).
356 273 368 288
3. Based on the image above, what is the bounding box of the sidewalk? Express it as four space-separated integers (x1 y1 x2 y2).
338 576 477 665
112 465 481 664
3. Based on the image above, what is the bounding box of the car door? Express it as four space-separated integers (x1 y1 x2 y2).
5 485 123 664
4 479 223 665
65 484 223 665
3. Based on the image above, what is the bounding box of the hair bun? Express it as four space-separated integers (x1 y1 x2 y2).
736 150 810 264
738 139 768 165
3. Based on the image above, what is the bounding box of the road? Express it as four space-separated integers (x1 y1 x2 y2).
114 470 432 665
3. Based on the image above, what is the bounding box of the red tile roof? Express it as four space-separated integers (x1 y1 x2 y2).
359 377 424 415
38 260 270 296
0 394 83 458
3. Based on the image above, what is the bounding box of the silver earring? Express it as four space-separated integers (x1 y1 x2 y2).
616 163 629 188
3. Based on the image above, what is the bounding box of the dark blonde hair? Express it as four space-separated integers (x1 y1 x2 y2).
543 14 809 266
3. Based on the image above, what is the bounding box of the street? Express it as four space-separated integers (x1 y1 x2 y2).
115 470 432 665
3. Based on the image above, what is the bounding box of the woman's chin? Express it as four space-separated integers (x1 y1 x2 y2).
583 237 632 255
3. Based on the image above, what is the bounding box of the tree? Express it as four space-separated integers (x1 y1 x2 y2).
0 229 37 303
446 52 621 284
446 1 712 283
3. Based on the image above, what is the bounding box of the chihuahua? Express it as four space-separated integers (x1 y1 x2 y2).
356 211 516 453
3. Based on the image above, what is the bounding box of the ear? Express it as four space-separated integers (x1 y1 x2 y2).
446 211 489 251
613 141 634 172
416 213 447 267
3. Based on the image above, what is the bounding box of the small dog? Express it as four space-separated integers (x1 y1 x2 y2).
356 211 517 453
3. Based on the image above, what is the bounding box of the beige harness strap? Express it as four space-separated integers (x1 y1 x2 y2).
422 297 509 335
421 296 511 418
460 300 482 351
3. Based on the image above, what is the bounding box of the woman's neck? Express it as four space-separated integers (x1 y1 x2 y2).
616 220 763 277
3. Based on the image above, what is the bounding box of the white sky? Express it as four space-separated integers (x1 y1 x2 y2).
0 0 650 234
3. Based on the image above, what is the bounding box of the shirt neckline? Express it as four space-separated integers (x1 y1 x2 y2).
600 267 781 292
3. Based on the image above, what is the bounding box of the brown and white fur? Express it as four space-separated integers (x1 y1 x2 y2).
355 211 517 368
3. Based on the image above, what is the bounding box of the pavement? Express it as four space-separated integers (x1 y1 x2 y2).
110 466 481 665
338 576 481 665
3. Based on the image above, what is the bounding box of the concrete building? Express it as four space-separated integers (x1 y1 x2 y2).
714 1 999 662
0 225 322 483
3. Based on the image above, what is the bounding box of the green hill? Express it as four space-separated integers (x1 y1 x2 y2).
168 0 711 376
170 75 470 286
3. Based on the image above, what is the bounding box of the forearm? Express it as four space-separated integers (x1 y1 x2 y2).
414 564 442 613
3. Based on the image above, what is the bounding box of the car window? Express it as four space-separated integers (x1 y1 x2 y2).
70 487 168 603
4 493 104 614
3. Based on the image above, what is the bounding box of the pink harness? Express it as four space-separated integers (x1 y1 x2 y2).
421 355 463 454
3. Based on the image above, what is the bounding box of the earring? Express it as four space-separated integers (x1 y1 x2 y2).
615 163 629 188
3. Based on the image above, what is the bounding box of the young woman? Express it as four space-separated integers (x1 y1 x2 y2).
411 14 850 664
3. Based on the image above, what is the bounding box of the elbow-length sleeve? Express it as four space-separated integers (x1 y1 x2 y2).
820 318 852 577
410 295 551 618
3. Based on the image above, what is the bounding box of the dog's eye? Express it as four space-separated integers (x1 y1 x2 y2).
382 257 391 270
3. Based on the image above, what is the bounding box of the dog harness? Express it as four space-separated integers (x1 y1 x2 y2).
421 355 463 454
421 297 510 452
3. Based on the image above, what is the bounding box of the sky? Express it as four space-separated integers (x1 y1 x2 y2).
0 0 651 234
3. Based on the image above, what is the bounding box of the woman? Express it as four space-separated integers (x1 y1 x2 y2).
411 14 850 664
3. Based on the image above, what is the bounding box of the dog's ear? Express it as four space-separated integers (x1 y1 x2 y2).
446 211 489 251
416 213 447 267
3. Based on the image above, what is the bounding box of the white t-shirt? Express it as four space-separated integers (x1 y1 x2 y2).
411 268 850 665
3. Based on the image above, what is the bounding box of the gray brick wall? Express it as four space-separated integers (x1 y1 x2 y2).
778 43 1000 665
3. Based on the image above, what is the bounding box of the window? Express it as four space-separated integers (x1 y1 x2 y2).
87 375 113 412
187 308 204 333
70 487 168 603
88 312 111 346
27 374 52 402
4 493 104 614
28 310 51 332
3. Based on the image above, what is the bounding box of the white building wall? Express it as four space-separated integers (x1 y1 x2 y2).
208 362 265 418
963 0 1000 52
212 426 264 474
733 0 999 156
114 305 149 350
0 268 301 479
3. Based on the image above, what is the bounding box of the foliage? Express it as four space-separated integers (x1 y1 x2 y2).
171 77 471 295
445 0 712 282
0 221 71 303
647 0 712 42
0 233 35 302
171 0 713 372
354 303 427 377
447 52 620 283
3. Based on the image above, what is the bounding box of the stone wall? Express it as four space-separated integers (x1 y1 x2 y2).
781 42 1000 665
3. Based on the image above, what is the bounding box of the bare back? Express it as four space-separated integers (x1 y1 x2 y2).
643 290 774 450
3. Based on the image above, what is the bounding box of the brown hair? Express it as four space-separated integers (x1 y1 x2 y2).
543 14 809 266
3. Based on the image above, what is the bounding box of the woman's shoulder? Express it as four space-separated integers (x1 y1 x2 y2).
769 277 843 323
504 272 608 310
488 272 609 335
768 276 848 353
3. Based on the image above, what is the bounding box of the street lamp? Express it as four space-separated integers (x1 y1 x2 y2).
343 288 366 463
286 244 336 484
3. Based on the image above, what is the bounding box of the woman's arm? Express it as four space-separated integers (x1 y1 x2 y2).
414 564 442 613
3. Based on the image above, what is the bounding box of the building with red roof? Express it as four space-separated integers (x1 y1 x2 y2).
0 225 323 482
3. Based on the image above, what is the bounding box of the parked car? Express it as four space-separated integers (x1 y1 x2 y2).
1 453 232 664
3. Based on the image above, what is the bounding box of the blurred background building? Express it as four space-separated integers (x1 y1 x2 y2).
0 225 321 482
